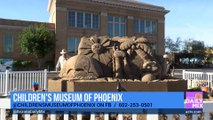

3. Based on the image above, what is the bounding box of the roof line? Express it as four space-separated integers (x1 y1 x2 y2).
0 24 55 31
0 18 52 24
48 0 53 12
85 0 169 14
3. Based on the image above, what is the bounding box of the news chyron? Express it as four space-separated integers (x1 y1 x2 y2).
10 92 202 114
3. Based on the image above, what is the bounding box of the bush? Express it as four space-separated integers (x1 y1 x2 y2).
21 61 32 68
13 60 22 68
13 60 32 68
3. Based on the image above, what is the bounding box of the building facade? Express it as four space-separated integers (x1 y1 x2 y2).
0 18 54 69
48 0 169 59
0 0 168 69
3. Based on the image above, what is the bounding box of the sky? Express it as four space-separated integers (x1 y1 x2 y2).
0 0 212 46
142 0 213 46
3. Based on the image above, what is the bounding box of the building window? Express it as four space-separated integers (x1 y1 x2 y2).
3 35 13 53
85 13 91 28
151 20 156 34
145 20 151 34
134 19 139 33
114 23 119 36
120 24 126 37
68 11 76 27
93 14 99 29
107 16 126 37
108 23 113 37
68 11 99 29
134 18 156 34
140 19 145 33
67 37 81 53
77 12 83 28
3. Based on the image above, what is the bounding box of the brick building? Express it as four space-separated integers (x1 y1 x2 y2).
48 0 169 59
0 0 169 69
0 18 54 70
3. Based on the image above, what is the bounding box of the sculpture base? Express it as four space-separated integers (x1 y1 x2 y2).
48 78 187 92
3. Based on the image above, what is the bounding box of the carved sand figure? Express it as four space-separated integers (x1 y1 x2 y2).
59 55 103 79
114 36 161 81
78 35 114 77
163 53 174 77
59 36 162 82
112 45 125 78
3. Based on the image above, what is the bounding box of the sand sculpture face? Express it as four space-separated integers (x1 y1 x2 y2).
59 35 162 81
91 43 103 54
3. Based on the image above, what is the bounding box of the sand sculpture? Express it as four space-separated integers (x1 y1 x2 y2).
59 35 163 81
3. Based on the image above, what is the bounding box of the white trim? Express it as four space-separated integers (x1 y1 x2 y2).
49 9 56 23
47 0 52 12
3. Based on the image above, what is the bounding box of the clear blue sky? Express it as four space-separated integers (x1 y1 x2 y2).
0 0 212 46
142 0 213 47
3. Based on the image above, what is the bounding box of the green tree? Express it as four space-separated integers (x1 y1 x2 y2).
204 46 213 65
183 39 204 54
165 37 182 52
19 24 54 68
182 39 205 65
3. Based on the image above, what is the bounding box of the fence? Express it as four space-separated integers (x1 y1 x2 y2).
0 70 47 96
0 98 212 120
182 70 213 89
1 70 213 120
